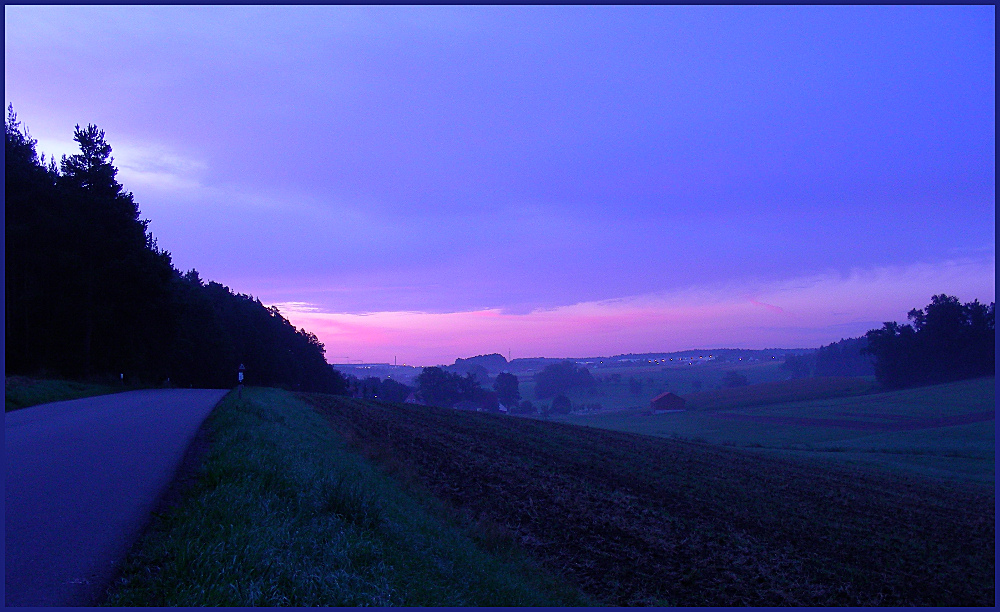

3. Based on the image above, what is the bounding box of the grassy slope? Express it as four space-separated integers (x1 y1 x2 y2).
680 375 879 411
5 375 122 411
556 377 995 484
306 393 994 606
102 388 590 606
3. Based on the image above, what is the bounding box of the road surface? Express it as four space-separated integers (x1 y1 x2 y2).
5 388 228 606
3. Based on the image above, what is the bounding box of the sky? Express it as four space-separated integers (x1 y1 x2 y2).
5 5 995 366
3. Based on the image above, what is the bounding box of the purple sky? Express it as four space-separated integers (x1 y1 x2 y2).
5 6 995 366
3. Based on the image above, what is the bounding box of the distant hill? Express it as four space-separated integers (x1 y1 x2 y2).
603 348 815 363
507 357 567 374
451 353 509 375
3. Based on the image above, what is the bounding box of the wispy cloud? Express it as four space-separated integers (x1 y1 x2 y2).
113 142 206 191
31 135 206 192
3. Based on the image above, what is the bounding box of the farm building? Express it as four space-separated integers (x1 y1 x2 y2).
650 392 686 413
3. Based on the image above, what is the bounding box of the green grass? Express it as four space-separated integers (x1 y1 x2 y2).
5 375 122 411
102 387 591 606
681 375 879 411
555 377 995 484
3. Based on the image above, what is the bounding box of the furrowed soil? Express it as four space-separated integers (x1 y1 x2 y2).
303 394 994 607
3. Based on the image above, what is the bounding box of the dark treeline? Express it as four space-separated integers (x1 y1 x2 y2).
815 337 875 377
5 107 347 392
864 294 994 389
533 360 595 399
413 366 500 411
350 376 413 403
782 337 875 379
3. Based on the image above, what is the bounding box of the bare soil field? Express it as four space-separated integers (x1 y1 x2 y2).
303 394 994 606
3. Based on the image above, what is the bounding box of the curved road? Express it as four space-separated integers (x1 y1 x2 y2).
5 388 228 606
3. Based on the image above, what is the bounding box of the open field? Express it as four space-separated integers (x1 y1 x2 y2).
681 376 879 411
102 388 588 606
5 376 122 412
306 393 994 606
523 360 791 412
556 377 995 484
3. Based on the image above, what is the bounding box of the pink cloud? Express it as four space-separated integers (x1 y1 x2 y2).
749 299 786 314
271 257 995 366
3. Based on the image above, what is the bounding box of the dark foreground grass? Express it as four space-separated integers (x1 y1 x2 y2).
102 387 590 606
306 394 995 606
5 375 122 411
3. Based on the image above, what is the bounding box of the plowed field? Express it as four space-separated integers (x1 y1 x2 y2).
303 394 994 606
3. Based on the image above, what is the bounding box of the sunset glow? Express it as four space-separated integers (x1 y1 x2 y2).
274 257 995 365
6 5 994 366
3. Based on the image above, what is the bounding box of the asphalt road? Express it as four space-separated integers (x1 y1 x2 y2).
5 388 228 607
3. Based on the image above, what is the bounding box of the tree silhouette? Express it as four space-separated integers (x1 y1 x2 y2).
5 108 348 393
493 372 521 407
534 361 595 399
551 395 572 414
864 295 994 388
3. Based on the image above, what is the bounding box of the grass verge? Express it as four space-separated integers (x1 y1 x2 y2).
102 387 590 606
5 375 123 412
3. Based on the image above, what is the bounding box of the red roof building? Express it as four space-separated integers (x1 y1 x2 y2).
650 392 686 412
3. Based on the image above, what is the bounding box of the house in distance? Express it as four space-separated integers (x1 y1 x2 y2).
650 392 686 413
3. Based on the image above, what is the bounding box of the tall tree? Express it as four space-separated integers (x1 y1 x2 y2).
493 372 521 407
534 361 595 399
416 367 478 408
5 108 349 393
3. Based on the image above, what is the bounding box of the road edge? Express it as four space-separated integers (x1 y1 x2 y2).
88 389 232 605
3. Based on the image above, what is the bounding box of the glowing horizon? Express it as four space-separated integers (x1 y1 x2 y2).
7 6 993 366
270 257 995 366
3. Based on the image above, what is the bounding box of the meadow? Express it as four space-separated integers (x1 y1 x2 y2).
524 359 792 412
680 375 879 411
5 375 123 412
556 376 995 484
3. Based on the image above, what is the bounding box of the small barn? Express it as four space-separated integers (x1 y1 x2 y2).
650 392 686 413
